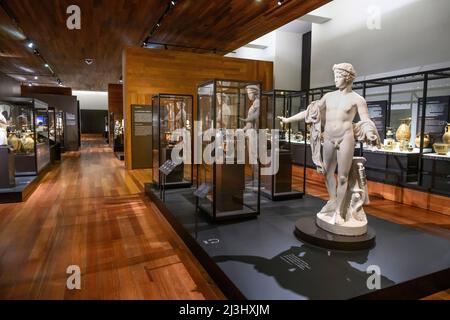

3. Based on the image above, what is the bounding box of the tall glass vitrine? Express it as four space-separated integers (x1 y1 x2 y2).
261 90 305 200
0 97 50 176
197 79 261 221
152 93 193 189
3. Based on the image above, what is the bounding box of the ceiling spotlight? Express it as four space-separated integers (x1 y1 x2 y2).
171 1 176 6
44 63 49 68
34 76 38 80
27 41 34 48
33 49 40 55
278 0 284 5
28 83 32 86
156 23 160 27
84 58 94 65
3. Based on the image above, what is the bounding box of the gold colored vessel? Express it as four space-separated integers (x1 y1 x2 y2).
396 118 411 142
433 143 450 155
443 123 450 144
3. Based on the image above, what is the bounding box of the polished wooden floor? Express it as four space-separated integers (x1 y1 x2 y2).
0 136 448 300
0 135 224 300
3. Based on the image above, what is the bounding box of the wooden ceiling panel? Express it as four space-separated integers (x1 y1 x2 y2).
0 6 53 83
0 0 329 91
1 0 164 91
153 0 328 52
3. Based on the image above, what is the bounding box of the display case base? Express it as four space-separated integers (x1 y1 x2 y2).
146 188 450 300
114 152 124 161
294 216 376 250
261 189 304 201
0 175 40 203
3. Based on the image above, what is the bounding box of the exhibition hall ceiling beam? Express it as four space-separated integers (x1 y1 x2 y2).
0 0 330 91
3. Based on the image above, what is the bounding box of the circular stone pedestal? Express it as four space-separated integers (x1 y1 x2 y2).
294 216 376 251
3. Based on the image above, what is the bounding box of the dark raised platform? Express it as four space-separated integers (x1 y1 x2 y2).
261 189 305 201
294 216 376 251
146 187 450 300
0 175 39 203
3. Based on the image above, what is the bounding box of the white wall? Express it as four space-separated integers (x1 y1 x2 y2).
274 31 302 90
310 0 450 87
226 27 306 90
73 90 108 110
226 32 275 62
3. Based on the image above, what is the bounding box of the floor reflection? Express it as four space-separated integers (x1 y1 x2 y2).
213 245 396 299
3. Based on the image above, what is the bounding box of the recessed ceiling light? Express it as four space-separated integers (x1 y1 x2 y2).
84 58 94 65
34 76 38 80
278 0 284 5
44 63 49 68
171 0 176 6
27 41 34 48
28 83 32 86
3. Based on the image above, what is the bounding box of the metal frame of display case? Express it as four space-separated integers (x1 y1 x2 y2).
196 79 262 222
47 107 61 162
0 97 51 176
261 90 306 200
152 93 194 189
300 67 450 195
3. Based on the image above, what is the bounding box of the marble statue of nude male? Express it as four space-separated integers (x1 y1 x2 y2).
279 63 380 233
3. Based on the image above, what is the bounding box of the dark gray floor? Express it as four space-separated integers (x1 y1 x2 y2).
151 188 450 300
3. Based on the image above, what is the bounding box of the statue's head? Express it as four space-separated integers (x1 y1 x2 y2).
333 63 356 89
246 85 260 100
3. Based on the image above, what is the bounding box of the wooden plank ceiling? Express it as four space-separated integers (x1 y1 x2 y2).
0 0 329 91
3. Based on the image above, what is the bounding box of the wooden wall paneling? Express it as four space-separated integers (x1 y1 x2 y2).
123 47 274 170
108 84 123 117
21 85 72 96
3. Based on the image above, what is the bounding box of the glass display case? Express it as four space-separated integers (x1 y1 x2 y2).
152 94 193 188
0 97 50 176
197 79 261 221
48 107 56 142
55 110 65 149
261 90 305 200
113 118 124 153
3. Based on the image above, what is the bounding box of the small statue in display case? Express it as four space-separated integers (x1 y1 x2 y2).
0 112 7 146
240 85 260 131
279 63 381 236
216 93 231 128
175 100 187 128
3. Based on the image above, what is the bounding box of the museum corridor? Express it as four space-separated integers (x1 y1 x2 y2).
0 135 448 299
0 135 223 299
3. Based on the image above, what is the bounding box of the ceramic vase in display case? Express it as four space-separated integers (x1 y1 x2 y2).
433 143 450 155
396 118 411 142
21 134 35 153
415 133 431 148
443 123 450 144
384 127 395 150
7 133 21 151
